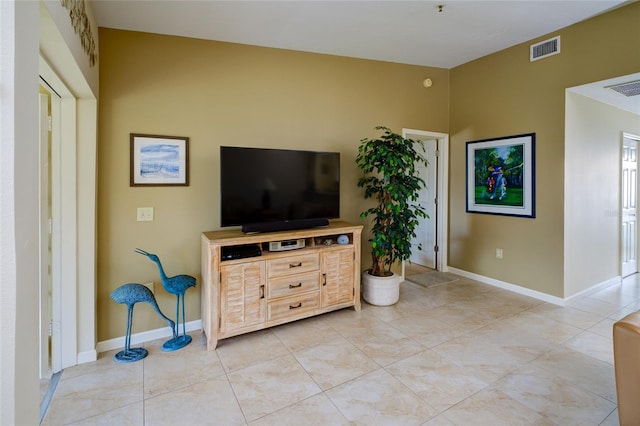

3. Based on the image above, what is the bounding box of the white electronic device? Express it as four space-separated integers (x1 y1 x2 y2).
269 239 305 252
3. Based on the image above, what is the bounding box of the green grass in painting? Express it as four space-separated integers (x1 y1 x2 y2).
474 187 523 206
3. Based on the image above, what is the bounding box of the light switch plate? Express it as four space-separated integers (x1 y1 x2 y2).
137 207 154 221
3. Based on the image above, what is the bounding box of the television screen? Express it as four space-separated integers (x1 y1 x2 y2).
220 146 340 231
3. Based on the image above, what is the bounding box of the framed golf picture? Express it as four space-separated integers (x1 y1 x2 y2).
466 133 535 218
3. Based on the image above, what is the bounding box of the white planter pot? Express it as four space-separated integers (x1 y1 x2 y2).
362 271 401 306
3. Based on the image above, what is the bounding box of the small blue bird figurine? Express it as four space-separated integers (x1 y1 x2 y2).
135 248 196 351
110 283 176 362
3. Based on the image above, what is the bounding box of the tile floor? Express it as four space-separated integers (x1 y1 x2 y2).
42 267 639 425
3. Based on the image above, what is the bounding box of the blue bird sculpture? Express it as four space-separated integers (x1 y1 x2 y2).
135 248 196 351
110 283 176 363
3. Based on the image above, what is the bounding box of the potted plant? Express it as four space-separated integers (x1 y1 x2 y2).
356 126 429 305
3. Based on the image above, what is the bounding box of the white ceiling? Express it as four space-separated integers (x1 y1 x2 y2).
569 73 640 115
90 0 639 113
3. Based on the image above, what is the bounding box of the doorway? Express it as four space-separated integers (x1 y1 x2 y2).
402 129 449 274
38 79 64 379
38 86 53 380
622 133 640 277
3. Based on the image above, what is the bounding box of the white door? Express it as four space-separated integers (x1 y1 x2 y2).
410 139 438 268
622 136 639 277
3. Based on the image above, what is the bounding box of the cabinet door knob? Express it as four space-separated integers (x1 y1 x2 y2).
289 262 303 268
322 273 327 286
259 285 265 299
289 283 303 289
289 302 302 310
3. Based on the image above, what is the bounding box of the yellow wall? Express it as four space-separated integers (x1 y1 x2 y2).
98 28 449 341
449 3 640 297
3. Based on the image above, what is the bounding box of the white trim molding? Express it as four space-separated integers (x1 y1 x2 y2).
447 267 621 306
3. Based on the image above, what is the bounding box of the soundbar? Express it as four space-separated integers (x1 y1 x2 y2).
242 218 329 234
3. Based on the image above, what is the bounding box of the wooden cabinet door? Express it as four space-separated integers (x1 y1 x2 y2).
321 248 354 307
220 261 266 333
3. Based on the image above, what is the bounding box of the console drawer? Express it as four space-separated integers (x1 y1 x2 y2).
267 253 320 278
268 271 321 299
268 292 320 322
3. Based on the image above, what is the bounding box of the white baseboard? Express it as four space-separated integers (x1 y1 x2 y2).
95 319 202 355
446 267 621 306
77 349 97 364
447 267 567 306
563 275 622 304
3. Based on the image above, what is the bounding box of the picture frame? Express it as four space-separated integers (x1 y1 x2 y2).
466 133 535 218
130 133 189 186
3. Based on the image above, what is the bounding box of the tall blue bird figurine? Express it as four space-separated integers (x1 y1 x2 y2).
110 283 176 363
135 248 196 351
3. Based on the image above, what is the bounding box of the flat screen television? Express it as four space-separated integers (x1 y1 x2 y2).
220 146 340 233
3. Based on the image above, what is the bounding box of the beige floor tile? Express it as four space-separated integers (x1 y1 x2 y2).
527 303 604 329
345 323 425 367
249 393 350 425
40 271 636 425
495 364 616 425
454 292 539 319
270 315 342 352
293 336 379 390
387 313 469 348
569 297 621 317
424 303 499 332
609 306 638 321
600 408 621 426
144 376 246 425
228 354 321 422
319 307 387 337
215 329 289 372
587 284 640 307
43 363 143 425
443 388 554 426
532 346 617 403
68 402 144 426
422 413 456 425
143 340 225 398
430 329 548 383
563 330 615 364
361 297 417 322
386 349 489 412
60 348 130 380
620 298 640 312
496 310 583 344
589 317 616 339
325 368 438 425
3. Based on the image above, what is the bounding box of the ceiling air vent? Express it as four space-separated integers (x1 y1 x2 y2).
606 80 640 97
530 36 560 62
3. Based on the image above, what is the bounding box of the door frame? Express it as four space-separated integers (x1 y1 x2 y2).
39 58 78 370
401 129 449 274
38 92 52 378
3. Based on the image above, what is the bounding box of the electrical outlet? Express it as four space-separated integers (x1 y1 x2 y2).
143 282 154 293
496 248 503 259
137 207 154 221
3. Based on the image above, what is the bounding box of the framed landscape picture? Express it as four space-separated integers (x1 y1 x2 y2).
466 133 535 218
130 133 189 186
